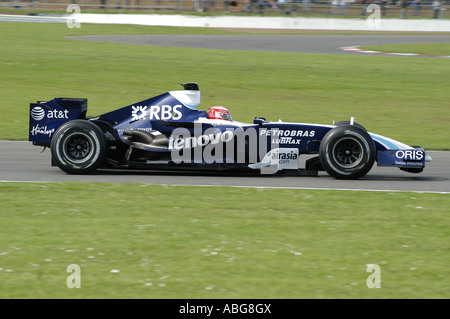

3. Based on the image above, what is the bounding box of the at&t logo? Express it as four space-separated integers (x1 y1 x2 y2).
31 106 69 121
31 106 46 121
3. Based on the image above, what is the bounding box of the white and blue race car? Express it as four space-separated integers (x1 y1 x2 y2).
29 83 431 179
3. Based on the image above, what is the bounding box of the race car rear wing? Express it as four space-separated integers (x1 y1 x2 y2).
29 98 87 145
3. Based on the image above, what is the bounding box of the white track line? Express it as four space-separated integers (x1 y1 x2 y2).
1 180 448 194
155 184 450 194
340 46 450 58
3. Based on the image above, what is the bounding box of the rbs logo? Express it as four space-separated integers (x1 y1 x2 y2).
131 105 182 121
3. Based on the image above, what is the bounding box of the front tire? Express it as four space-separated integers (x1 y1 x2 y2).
50 120 106 174
319 125 375 179
334 120 367 131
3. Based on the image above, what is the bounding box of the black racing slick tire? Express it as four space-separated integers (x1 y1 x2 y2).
319 125 375 179
334 120 367 131
50 120 106 174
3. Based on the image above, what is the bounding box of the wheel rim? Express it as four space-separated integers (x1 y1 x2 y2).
63 133 94 164
332 137 364 169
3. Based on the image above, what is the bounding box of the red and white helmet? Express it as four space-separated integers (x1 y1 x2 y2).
207 106 232 121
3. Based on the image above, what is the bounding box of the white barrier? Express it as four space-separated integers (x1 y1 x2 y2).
1 13 450 32
0 13 67 23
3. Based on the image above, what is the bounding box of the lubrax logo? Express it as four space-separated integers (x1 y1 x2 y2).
31 106 69 121
131 105 182 121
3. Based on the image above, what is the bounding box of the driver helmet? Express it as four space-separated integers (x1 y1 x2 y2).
207 106 232 121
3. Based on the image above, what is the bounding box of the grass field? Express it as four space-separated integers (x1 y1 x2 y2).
0 182 449 298
0 20 449 299
0 22 449 149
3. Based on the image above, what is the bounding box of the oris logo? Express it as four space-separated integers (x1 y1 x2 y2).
395 150 424 161
31 107 45 121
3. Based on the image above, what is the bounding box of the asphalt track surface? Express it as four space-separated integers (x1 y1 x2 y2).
68 34 450 55
1 141 449 193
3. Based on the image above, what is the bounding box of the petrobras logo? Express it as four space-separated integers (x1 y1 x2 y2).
259 128 315 146
31 106 45 121
259 129 315 138
31 106 69 121
131 104 182 121
395 150 424 161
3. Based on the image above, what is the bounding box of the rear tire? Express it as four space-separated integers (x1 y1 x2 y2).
319 125 375 179
50 120 106 174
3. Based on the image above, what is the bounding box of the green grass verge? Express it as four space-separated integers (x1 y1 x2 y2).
0 182 449 298
0 22 450 149
360 43 450 57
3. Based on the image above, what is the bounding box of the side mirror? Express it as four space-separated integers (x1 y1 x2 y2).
253 117 266 125
181 82 199 91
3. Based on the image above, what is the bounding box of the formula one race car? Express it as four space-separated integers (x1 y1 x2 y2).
29 83 431 179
